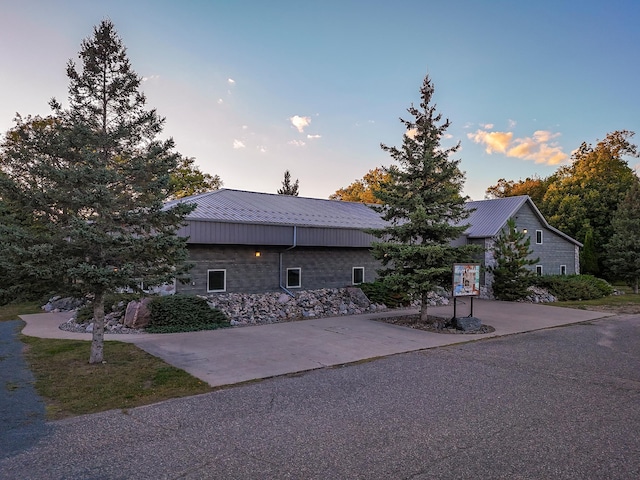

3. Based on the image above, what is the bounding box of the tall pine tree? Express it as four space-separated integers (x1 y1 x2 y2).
0 20 194 363
605 181 640 293
370 75 478 325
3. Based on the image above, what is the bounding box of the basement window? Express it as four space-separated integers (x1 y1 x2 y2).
207 269 226 292
286 268 301 289
352 267 365 285
560 265 567 275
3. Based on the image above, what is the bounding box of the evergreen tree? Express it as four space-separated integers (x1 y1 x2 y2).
604 181 640 293
277 170 299 196
580 227 598 275
487 218 539 301
369 75 478 325
0 21 195 363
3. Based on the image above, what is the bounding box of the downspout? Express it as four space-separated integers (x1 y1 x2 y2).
279 225 297 296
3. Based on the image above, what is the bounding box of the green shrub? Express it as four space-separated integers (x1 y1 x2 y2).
147 295 230 333
359 282 411 308
532 275 613 301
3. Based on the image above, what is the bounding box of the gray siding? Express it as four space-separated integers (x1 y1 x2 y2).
177 245 382 295
177 221 376 248
511 203 579 275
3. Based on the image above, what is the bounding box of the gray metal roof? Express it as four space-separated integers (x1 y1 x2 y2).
463 195 529 237
463 195 581 246
167 189 580 246
166 189 388 229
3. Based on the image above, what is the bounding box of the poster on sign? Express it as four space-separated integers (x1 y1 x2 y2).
452 263 480 297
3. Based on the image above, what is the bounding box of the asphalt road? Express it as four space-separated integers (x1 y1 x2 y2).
2 314 639 479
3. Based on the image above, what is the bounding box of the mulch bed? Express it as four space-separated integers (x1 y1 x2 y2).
376 314 495 334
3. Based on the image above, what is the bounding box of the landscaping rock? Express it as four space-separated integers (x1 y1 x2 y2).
454 316 482 331
123 298 153 329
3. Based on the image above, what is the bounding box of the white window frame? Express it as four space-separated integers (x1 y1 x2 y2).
536 229 543 244
560 265 567 275
286 268 301 289
352 267 365 285
207 269 226 292
536 265 543 276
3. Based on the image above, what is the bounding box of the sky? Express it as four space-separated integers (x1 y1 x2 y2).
1 0 639 201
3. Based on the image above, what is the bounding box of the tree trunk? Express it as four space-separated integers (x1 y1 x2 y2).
89 291 106 364
420 292 431 324
634 279 639 295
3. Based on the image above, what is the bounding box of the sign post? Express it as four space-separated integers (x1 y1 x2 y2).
452 263 481 329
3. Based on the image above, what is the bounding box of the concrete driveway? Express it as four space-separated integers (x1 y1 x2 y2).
20 300 613 387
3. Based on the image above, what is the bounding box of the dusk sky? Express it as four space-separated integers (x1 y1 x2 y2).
2 0 639 200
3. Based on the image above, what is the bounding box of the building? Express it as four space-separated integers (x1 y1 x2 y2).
167 189 581 295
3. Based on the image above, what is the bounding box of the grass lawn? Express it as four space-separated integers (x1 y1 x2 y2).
1 302 213 420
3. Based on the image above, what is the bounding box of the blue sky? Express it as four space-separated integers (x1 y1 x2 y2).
1 0 639 200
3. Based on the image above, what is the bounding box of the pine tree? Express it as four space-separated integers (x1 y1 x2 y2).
487 218 539 301
277 170 299 196
605 181 640 293
369 75 478 325
0 21 195 363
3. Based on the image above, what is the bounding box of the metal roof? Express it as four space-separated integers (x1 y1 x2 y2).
166 189 388 229
167 189 580 246
463 196 529 237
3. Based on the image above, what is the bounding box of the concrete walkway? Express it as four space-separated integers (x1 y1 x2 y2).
20 300 614 388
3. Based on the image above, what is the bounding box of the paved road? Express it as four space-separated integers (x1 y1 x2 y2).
0 321 49 460
2 314 639 479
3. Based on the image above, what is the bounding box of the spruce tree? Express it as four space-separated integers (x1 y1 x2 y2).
605 181 640 293
487 218 539 301
0 21 195 363
370 75 478 325
277 170 299 196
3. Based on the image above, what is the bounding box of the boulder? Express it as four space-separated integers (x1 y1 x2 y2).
454 316 482 332
123 298 153 329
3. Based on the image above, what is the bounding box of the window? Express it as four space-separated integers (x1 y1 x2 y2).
286 268 301 288
560 265 567 275
536 230 543 244
536 265 543 276
352 267 365 285
207 269 226 292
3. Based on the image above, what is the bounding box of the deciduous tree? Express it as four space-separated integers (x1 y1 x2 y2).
0 20 195 363
168 156 222 200
369 75 478 325
330 167 389 204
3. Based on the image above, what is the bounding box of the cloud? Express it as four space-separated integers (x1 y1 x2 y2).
257 145 267 153
307 134 322 139
508 119 517 129
290 115 311 133
481 123 494 129
217 98 224 104
142 75 160 82
467 127 568 165
228 78 235 85
288 140 306 147
233 139 245 149
467 130 513 153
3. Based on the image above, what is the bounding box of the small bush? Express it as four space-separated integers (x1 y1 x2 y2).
359 282 411 308
531 275 613 301
147 295 230 333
